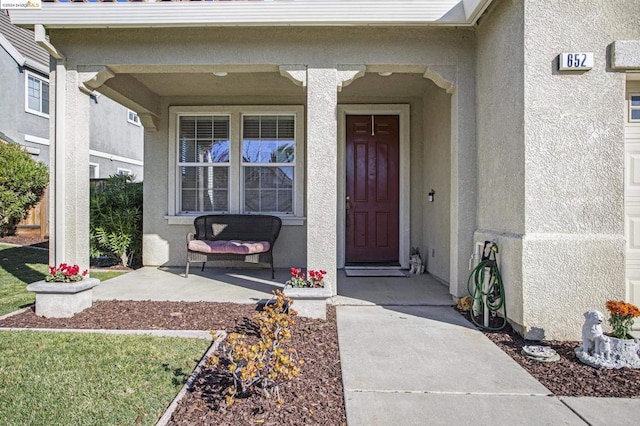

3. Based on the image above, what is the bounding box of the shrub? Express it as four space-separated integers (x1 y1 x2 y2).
89 175 143 267
0 141 48 236
209 290 302 404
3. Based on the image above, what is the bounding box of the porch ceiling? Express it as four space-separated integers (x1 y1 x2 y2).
125 71 439 99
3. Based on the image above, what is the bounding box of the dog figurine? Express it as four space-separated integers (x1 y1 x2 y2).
582 310 607 357
408 248 425 275
456 296 472 311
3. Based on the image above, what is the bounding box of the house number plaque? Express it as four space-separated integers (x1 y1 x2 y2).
559 52 594 71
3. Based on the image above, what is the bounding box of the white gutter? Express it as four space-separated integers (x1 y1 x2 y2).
10 0 493 28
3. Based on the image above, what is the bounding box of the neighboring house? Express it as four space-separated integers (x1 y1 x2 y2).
9 0 640 340
0 11 144 180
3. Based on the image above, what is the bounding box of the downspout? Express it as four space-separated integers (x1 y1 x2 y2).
34 25 66 265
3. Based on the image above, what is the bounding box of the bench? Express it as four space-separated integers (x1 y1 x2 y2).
185 214 282 279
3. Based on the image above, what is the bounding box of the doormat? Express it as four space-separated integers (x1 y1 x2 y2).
344 269 406 277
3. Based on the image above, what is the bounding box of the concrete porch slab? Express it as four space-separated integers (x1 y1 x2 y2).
344 393 584 426
336 305 550 395
334 270 452 306
93 266 286 303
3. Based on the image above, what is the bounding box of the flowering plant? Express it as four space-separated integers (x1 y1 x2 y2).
45 263 88 283
285 268 326 288
605 300 640 339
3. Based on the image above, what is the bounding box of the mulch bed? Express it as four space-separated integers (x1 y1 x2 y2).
460 311 640 398
0 301 347 425
0 235 48 249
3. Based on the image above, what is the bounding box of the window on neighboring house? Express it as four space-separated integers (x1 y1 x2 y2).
89 163 99 178
127 110 141 126
117 168 132 176
170 106 304 218
631 94 640 122
25 71 49 117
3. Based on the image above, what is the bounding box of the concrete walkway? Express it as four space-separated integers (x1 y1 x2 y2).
336 304 640 425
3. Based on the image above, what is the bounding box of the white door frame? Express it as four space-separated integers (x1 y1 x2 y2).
337 104 411 269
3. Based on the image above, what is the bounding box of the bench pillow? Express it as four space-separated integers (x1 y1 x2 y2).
188 239 270 255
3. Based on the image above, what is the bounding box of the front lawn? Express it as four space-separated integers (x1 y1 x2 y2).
0 244 125 316
0 331 209 425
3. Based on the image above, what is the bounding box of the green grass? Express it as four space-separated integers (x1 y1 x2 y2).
0 244 125 316
0 331 209 426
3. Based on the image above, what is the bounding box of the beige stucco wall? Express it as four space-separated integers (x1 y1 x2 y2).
44 26 476 281
142 95 307 268
475 0 526 333
477 0 639 340
422 87 451 283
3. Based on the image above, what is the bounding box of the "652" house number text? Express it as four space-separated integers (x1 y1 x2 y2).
559 52 594 71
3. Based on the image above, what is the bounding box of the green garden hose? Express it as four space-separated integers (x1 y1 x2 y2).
466 242 507 331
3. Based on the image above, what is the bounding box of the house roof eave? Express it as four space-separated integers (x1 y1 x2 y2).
9 0 494 29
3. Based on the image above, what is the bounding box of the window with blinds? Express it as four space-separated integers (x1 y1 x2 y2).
171 106 304 219
178 115 230 213
242 115 295 214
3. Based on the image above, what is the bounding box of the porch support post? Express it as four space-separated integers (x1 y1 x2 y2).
306 67 338 295
48 62 91 272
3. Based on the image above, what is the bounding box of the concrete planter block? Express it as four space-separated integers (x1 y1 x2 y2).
283 286 332 320
26 278 100 318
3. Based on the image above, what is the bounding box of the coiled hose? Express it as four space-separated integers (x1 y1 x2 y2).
466 242 507 331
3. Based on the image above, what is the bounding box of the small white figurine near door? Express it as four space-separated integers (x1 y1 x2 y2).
408 247 425 275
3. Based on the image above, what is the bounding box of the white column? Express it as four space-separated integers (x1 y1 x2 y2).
48 63 91 272
306 67 338 295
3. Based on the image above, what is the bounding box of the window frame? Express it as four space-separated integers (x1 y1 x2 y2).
630 93 640 123
24 70 50 118
117 168 132 176
127 109 141 126
89 162 100 178
167 105 305 224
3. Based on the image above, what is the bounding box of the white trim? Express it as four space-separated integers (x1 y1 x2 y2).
0 33 26 67
24 134 49 146
9 1 493 28
168 105 305 221
24 146 40 156
165 215 306 226
117 167 132 176
89 149 143 166
89 162 99 178
337 104 411 269
24 70 50 118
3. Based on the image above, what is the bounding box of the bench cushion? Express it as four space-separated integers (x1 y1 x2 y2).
188 239 270 255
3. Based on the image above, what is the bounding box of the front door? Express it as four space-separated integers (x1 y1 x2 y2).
345 115 400 263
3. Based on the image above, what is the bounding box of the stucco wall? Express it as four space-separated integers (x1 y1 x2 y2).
89 94 144 180
517 0 639 339
143 95 308 268
477 0 639 340
475 0 526 327
62 26 477 275
422 86 451 283
0 48 19 142
0 48 49 160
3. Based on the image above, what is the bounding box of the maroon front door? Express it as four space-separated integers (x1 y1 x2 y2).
346 115 400 263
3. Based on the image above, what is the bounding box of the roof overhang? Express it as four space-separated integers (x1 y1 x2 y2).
9 0 493 29
0 32 48 74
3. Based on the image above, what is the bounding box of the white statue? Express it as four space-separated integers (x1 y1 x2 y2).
581 310 608 357
575 309 640 369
